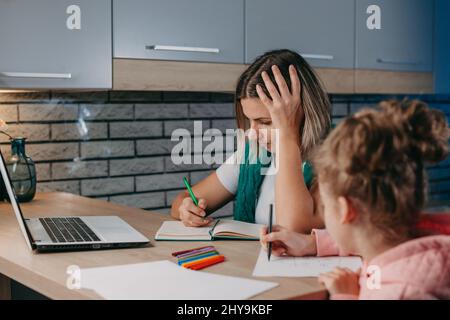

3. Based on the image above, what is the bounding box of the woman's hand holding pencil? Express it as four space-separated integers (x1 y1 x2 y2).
179 177 213 227
179 197 212 227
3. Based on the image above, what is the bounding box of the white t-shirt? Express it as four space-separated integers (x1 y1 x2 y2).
216 152 276 225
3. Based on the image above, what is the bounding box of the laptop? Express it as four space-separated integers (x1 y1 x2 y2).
0 150 150 252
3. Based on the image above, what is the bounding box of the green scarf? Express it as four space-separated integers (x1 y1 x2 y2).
233 142 313 223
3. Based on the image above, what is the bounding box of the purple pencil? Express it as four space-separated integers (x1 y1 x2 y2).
176 246 216 259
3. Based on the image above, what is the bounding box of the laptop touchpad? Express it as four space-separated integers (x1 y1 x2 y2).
81 216 148 242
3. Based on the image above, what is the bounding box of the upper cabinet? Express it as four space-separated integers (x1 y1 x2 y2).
0 0 112 89
113 0 244 64
0 0 436 93
356 0 433 72
245 0 355 69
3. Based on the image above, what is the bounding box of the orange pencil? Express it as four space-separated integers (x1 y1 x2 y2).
182 254 224 269
181 254 220 268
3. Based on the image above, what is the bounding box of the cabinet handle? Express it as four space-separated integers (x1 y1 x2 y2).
0 72 72 79
301 54 334 60
376 58 421 66
145 45 220 54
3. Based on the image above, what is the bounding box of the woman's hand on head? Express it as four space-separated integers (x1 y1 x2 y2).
256 65 304 143
179 197 213 227
259 225 317 257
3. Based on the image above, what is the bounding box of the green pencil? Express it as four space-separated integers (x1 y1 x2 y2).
183 177 198 206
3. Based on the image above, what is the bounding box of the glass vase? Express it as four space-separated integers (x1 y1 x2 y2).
5 137 36 202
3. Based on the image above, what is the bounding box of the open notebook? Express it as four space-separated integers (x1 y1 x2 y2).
155 219 263 241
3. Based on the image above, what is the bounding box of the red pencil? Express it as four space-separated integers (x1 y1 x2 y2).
188 255 225 270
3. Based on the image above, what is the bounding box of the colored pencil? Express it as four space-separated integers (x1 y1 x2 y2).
171 246 212 257
189 256 225 270
182 255 225 269
181 254 222 268
177 249 218 262
175 246 216 259
178 251 219 265
183 177 198 206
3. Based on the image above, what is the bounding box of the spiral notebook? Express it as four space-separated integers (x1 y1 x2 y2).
155 219 263 241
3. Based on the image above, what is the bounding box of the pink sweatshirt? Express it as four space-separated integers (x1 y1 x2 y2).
311 230 450 300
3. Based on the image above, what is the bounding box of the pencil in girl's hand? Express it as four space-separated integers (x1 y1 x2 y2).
268 204 273 261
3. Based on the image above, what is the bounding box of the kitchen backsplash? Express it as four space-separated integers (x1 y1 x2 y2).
0 91 449 215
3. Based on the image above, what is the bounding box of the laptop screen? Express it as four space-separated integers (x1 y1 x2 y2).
0 150 34 250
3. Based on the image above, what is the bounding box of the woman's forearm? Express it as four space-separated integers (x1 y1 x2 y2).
275 135 314 233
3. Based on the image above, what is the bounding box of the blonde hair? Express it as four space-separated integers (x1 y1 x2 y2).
313 99 449 240
235 49 331 160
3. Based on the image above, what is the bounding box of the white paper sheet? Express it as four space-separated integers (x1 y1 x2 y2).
252 249 362 277
80 260 278 300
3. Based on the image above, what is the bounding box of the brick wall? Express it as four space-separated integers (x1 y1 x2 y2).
0 91 448 216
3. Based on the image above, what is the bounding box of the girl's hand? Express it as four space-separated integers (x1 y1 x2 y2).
178 197 213 227
256 65 304 143
318 267 360 297
260 225 317 257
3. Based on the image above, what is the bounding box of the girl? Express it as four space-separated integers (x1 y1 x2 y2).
171 49 330 232
261 99 450 299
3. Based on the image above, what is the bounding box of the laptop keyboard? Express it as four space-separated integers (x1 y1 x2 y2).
39 217 101 243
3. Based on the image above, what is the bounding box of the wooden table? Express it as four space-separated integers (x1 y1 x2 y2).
0 192 326 300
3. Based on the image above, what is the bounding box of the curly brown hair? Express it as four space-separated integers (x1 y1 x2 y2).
313 99 450 241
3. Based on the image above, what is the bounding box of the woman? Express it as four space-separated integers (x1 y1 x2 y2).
171 49 330 233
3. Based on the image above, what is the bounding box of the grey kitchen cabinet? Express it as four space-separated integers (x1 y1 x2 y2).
356 0 433 72
113 0 244 64
0 0 112 89
245 0 355 68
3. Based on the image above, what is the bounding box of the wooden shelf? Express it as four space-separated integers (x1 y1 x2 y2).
355 69 434 94
113 58 434 94
113 59 247 93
